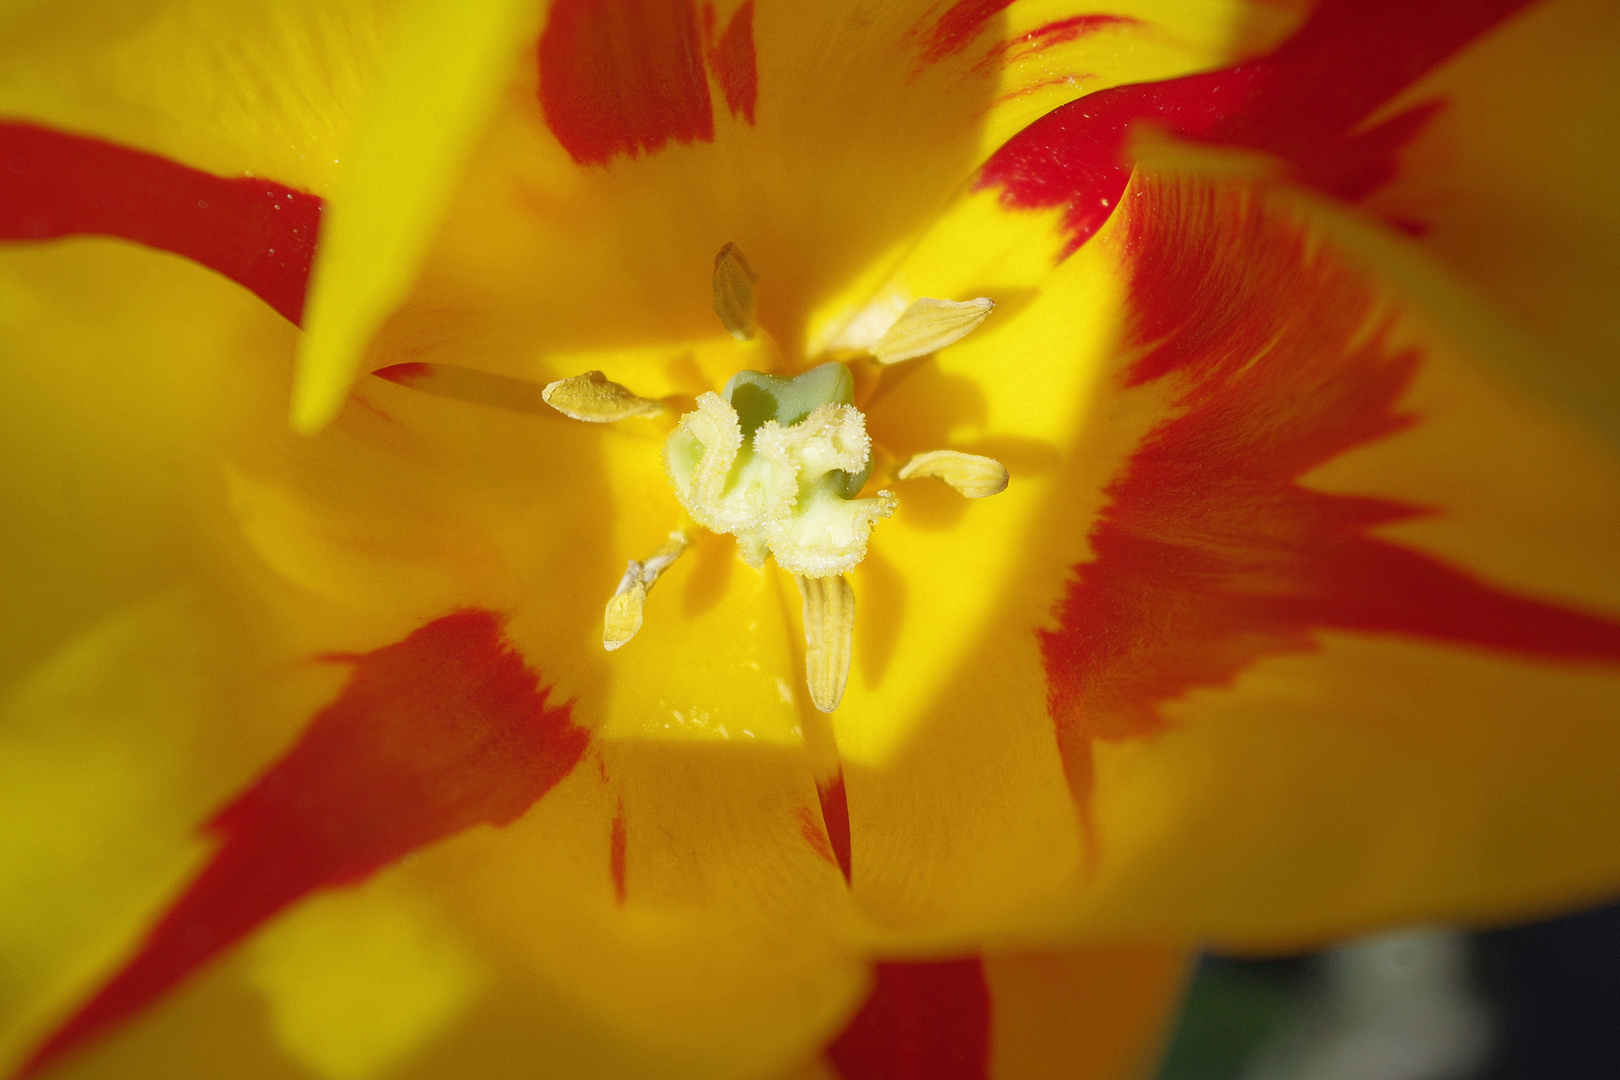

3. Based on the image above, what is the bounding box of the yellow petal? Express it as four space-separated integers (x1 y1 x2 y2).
0 0 395 193
804 142 1620 954
429 737 864 1079
374 0 1255 402
291 0 542 432
0 237 283 689
1360 0 1620 437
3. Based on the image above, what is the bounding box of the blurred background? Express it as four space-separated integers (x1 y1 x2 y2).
1154 898 1620 1080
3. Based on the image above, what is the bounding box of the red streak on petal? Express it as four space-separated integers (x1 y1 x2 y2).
1040 180 1620 807
796 805 840 869
19 609 586 1079
0 122 320 325
537 0 715 167
826 958 992 1080
977 0 1537 256
976 14 1138 74
610 800 628 905
921 0 1018 65
711 1 758 124
817 773 854 885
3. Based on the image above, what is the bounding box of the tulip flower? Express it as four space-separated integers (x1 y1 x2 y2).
2 0 1617 1077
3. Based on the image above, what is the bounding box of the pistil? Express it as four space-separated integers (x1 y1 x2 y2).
540 243 1013 715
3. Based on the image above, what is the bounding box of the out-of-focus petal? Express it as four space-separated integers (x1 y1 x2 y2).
0 591 347 1076
1359 0 1620 438
15 609 585 1079
983 945 1187 1080
0 238 281 689
292 0 541 431
0 0 396 193
810 946 1186 1080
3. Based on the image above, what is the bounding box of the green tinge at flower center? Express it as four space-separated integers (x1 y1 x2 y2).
663 362 895 577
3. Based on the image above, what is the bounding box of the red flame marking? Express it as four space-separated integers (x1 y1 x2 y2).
710 1 758 124
19 609 587 1078
796 805 840 869
0 123 320 325
975 14 1138 74
976 0 1538 256
538 0 715 166
1039 179 1620 811
920 0 1018 65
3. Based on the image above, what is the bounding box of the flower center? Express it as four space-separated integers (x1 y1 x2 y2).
540 244 1010 714
664 362 895 577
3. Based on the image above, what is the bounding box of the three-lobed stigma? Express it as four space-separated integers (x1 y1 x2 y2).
663 362 895 578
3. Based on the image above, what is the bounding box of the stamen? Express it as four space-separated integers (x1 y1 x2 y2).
797 574 855 713
897 450 1010 498
871 296 994 364
712 242 761 341
542 370 663 422
603 531 690 651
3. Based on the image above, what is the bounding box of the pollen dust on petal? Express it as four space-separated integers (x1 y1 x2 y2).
1038 177 1620 817
18 609 588 1080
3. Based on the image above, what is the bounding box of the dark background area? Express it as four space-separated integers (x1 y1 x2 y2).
1156 898 1620 1080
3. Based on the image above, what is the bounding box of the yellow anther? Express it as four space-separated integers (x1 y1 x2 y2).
542 370 663 422
897 450 1010 498
870 296 995 364
712 242 761 341
602 587 648 652
797 574 855 713
602 532 690 651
